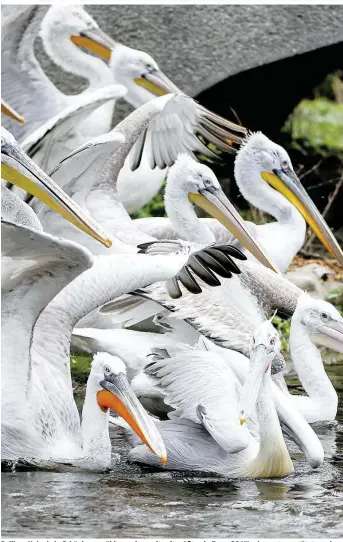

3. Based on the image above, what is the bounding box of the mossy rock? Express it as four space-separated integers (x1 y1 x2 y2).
285 98 343 157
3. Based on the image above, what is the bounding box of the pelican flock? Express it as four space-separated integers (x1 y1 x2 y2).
1 3 342 486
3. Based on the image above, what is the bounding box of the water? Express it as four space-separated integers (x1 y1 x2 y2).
2 359 343 538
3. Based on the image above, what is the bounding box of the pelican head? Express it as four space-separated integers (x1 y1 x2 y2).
110 44 180 106
94 353 167 464
41 5 115 62
235 132 343 266
1 128 112 247
71 13 180 108
293 294 343 353
167 154 278 271
1 99 25 124
239 320 281 425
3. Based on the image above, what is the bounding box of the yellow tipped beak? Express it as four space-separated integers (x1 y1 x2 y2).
189 190 279 272
261 170 343 266
240 418 245 426
70 27 115 61
1 159 112 248
1 100 25 124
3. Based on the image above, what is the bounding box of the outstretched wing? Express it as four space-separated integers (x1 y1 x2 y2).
138 240 245 298
129 94 246 171
144 343 251 453
1 220 93 394
1 220 93 458
21 84 127 172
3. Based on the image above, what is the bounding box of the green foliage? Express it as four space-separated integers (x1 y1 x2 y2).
326 289 343 314
133 182 167 219
70 352 92 383
272 315 291 354
284 98 343 157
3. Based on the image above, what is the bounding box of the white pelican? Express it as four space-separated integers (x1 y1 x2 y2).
117 321 324 476
288 294 342 422
134 136 343 271
1 5 119 170
1 219 171 470
30 95 276 273
2 127 248 300
71 20 246 214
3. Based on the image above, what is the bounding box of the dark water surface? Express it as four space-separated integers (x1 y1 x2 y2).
2 358 343 538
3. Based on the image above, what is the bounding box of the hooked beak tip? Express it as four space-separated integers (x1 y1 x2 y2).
240 417 245 426
160 455 168 465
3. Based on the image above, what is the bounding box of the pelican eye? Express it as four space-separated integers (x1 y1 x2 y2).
104 365 111 375
270 338 275 345
321 312 329 321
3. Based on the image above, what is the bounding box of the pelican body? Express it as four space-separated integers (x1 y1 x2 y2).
123 322 322 478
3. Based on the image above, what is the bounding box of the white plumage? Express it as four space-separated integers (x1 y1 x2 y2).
121 322 324 476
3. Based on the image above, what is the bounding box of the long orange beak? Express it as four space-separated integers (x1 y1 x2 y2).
97 372 167 464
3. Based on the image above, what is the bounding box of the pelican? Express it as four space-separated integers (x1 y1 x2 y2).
117 321 324 477
29 94 276 273
1 127 112 247
288 294 342 422
134 135 343 272
1 218 171 469
1 5 119 171
71 17 246 214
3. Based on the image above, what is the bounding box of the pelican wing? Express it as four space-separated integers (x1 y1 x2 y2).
32 130 149 251
1 5 67 140
129 94 245 171
98 259 301 357
1 220 93 459
1 220 93 392
128 417 228 471
31 119 155 251
21 84 127 172
144 343 251 453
